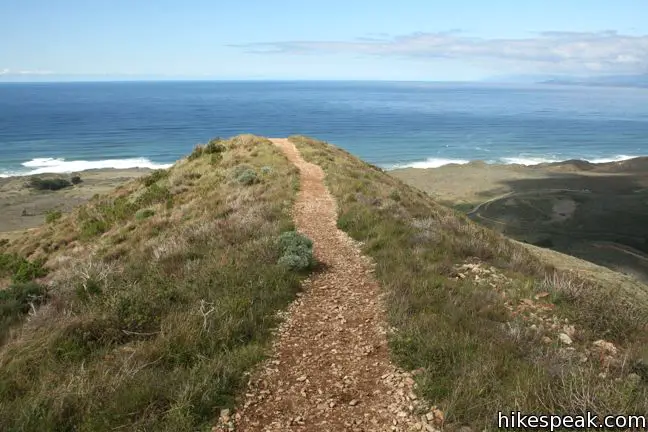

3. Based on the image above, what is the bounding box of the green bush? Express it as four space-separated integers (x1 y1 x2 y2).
45 210 63 224
236 169 259 186
261 166 273 175
70 175 82 185
12 259 47 283
136 184 171 207
277 231 314 271
135 209 155 220
0 282 47 341
142 169 169 187
188 145 204 160
0 253 47 283
80 218 108 239
205 138 226 154
27 177 72 191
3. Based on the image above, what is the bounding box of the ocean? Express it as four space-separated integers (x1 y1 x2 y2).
1 81 647 176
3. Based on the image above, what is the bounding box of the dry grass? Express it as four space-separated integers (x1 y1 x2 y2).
291 136 648 431
0 136 308 431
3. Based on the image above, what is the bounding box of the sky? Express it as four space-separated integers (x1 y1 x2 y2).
1 0 647 81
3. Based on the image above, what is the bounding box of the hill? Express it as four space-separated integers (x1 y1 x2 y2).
0 136 308 430
541 74 648 88
1 136 647 431
392 158 648 284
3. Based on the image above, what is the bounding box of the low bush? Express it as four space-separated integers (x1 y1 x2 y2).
70 175 82 185
0 253 47 283
45 210 63 224
0 282 47 342
79 218 109 239
142 169 169 187
136 184 171 207
27 177 71 191
236 169 259 186
205 138 226 154
135 209 155 220
277 231 314 271
188 145 205 160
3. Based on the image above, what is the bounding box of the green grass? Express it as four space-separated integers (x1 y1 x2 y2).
0 135 309 431
291 136 648 431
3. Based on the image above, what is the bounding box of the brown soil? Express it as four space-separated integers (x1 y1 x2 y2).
218 139 433 431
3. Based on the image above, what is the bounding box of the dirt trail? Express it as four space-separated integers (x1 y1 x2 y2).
217 139 434 431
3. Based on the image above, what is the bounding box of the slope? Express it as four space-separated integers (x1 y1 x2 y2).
290 136 648 430
0 135 311 431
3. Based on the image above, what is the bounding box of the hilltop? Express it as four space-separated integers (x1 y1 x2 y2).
0 136 647 431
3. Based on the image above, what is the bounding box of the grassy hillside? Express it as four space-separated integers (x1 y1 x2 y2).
2 134 647 431
392 160 648 285
291 136 648 430
0 136 312 431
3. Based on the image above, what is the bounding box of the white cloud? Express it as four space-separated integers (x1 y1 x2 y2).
234 30 648 75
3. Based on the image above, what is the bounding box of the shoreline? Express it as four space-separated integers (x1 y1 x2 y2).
0 167 152 236
385 154 648 171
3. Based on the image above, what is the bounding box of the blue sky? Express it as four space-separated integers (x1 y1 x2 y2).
1 0 647 81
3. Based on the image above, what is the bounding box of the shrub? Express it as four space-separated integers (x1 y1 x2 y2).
27 177 72 191
261 166 273 175
45 210 63 224
0 282 47 341
12 258 47 283
277 231 314 271
135 209 155 220
188 145 204 160
142 169 169 187
80 218 108 239
277 254 311 271
205 138 226 154
236 169 259 186
134 184 171 209
0 253 47 283
70 175 82 185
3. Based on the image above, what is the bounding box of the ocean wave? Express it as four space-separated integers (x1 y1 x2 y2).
498 156 562 165
390 158 471 169
500 154 638 166
587 155 637 164
1 157 173 177
386 154 641 169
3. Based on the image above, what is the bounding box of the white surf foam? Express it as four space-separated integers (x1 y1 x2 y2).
587 155 637 164
500 154 639 166
10 157 173 175
499 156 562 166
390 158 471 169
387 154 641 169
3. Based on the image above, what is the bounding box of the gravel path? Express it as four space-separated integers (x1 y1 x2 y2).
216 138 436 432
